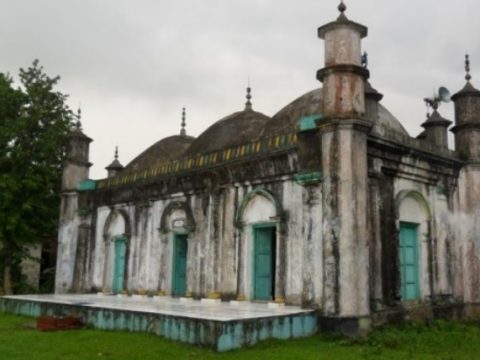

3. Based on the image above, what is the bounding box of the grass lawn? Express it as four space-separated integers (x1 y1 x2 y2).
1 312 479 359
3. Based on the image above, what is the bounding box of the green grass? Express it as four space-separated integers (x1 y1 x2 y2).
1 312 479 359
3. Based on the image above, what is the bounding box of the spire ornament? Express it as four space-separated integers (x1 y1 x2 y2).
338 0 346 14
75 108 82 130
465 53 472 82
180 107 186 136
114 146 119 160
245 86 252 110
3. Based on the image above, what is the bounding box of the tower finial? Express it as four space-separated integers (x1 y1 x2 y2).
75 108 82 130
338 0 346 14
245 86 252 110
465 53 472 82
180 107 186 136
114 146 119 160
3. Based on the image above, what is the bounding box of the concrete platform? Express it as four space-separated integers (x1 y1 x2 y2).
0 294 317 351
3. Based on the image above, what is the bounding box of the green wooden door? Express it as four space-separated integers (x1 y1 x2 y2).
399 222 420 300
254 227 275 300
172 234 188 297
113 237 127 293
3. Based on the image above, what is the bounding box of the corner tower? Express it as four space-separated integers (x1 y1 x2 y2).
56 114 92 293
451 55 480 308
317 1 369 119
317 1 372 335
451 55 480 161
106 146 123 178
61 117 92 191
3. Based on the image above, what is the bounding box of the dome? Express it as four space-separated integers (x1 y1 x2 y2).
184 108 271 157
125 134 195 171
261 88 409 137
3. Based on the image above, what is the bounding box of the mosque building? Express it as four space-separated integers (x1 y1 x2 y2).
56 1 480 332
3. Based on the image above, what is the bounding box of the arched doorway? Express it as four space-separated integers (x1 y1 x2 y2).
103 209 131 293
396 190 432 302
235 188 283 302
159 201 196 297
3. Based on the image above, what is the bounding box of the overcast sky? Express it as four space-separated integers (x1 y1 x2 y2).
1 0 479 178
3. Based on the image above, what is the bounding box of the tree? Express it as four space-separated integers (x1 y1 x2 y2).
0 60 75 294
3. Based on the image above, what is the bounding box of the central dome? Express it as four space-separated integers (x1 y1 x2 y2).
184 107 270 157
261 88 408 137
125 134 195 171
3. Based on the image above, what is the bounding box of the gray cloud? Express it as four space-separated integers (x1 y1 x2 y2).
1 0 479 178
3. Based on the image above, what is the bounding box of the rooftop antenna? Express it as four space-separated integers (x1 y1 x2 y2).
424 86 451 111
180 107 186 136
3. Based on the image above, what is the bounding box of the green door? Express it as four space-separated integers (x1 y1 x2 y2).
172 234 188 297
399 222 420 300
254 226 276 300
113 237 127 293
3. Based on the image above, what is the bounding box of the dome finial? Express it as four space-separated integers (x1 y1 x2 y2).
180 107 187 136
465 53 472 82
114 146 119 160
245 82 253 110
338 0 347 14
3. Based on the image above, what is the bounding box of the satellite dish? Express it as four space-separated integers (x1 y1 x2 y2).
438 86 451 103
424 86 451 110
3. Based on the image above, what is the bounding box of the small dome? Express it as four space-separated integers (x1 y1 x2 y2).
125 134 195 171
261 88 409 137
184 108 270 157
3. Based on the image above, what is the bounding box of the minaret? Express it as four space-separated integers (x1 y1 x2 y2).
362 52 385 123
56 109 93 294
451 54 480 160
451 55 480 305
105 146 124 178
317 1 370 119
61 110 93 191
365 81 384 123
421 107 452 150
317 1 372 335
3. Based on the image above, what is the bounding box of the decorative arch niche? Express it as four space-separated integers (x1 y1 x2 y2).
395 190 432 222
235 188 283 228
103 209 131 240
159 201 196 234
